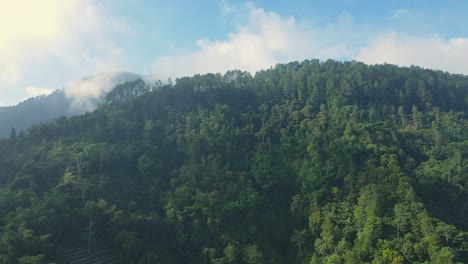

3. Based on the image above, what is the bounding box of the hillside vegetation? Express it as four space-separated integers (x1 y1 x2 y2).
0 60 467 263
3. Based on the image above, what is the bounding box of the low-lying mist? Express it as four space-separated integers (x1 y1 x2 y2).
64 72 141 113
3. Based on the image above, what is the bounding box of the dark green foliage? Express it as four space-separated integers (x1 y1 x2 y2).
0 61 466 263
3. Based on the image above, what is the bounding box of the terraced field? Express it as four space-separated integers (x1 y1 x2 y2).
55 240 120 264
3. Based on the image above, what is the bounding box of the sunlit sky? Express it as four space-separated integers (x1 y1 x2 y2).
1 0 467 106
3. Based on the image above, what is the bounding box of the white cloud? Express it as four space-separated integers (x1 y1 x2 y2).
0 0 130 105
152 7 353 80
151 4 468 81
392 9 410 19
26 86 54 97
220 0 235 15
355 32 468 74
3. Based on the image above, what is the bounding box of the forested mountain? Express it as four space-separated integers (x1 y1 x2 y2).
0 72 141 138
0 90 72 139
0 60 466 263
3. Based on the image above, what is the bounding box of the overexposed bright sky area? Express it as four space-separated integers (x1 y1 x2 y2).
1 0 467 106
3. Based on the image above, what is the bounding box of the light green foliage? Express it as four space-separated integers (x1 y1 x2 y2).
17 254 45 264
243 244 264 264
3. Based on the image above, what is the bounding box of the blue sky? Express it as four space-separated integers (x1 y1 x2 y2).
1 0 467 106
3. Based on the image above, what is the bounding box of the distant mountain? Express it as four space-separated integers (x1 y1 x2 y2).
0 72 141 138
0 90 71 138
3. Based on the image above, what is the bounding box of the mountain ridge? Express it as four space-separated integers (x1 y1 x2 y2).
0 59 466 263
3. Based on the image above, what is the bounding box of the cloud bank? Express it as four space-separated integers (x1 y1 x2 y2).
356 33 468 74
0 0 129 105
152 5 468 79
26 86 54 97
152 7 354 79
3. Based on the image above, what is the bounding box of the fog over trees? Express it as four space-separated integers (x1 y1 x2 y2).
0 72 141 138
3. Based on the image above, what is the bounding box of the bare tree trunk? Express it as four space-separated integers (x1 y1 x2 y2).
88 204 93 254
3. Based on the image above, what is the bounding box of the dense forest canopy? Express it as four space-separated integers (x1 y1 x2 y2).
0 60 467 263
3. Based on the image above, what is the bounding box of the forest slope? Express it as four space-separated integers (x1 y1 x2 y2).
0 60 466 263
